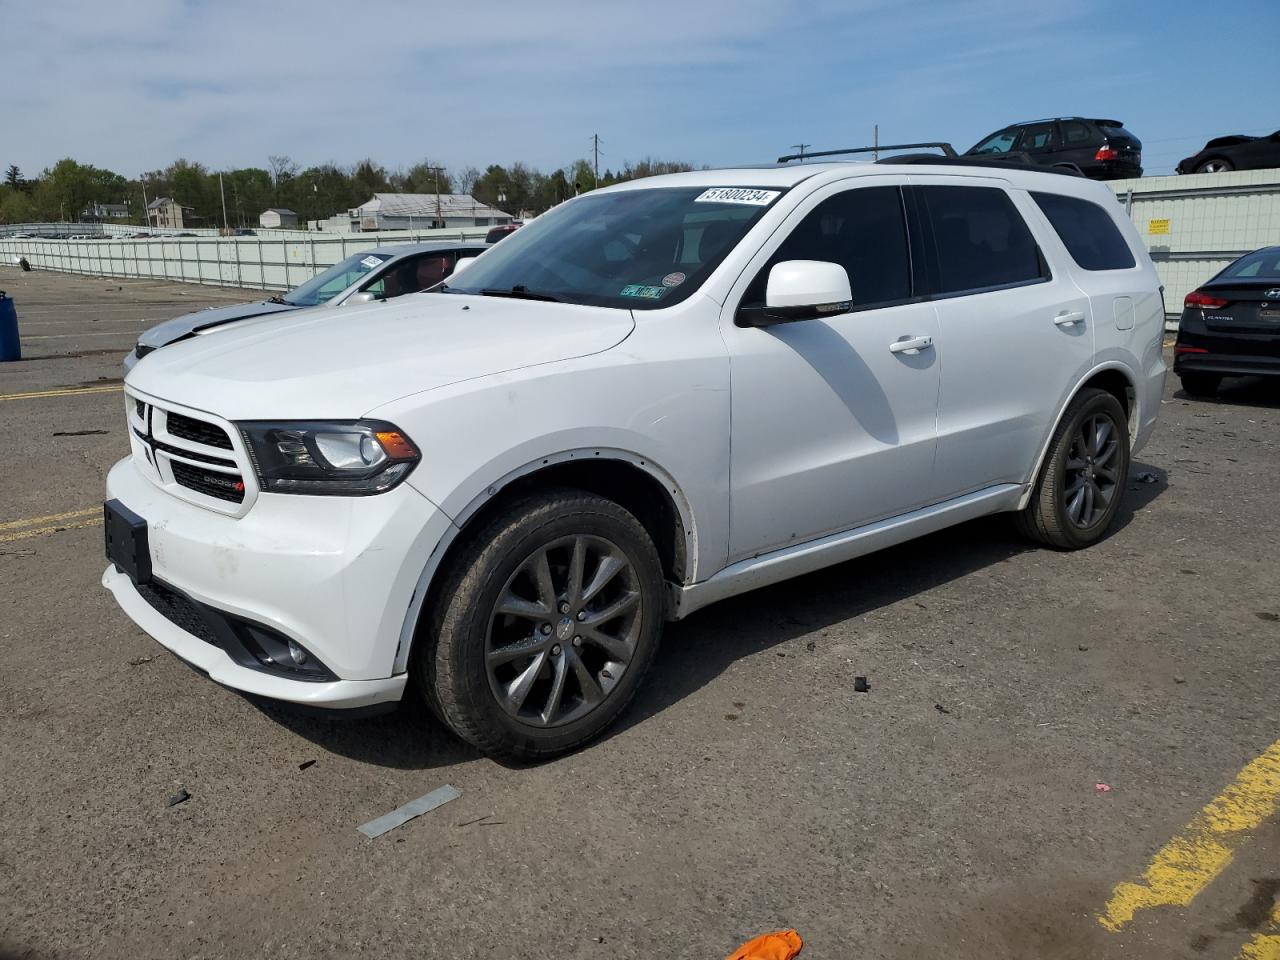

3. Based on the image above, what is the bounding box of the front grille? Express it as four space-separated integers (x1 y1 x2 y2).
166 411 234 449
152 437 236 466
135 398 147 418
170 460 245 503
135 580 219 647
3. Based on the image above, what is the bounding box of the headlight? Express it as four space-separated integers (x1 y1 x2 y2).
236 419 420 496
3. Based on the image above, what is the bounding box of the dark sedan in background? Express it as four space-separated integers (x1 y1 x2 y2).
1177 130 1280 174
1174 246 1280 395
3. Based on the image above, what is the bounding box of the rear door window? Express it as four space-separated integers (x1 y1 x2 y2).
740 186 912 310
1016 123 1058 152
1030 192 1136 271
916 186 1046 295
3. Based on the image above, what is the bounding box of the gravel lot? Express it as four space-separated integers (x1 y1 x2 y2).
1 268 1277 960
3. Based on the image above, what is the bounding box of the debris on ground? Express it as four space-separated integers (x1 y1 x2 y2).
1257 611 1279 622
853 677 870 693
357 784 460 839
727 928 803 960
805 640 816 652
127 655 155 666
298 759 316 771
934 704 951 715
1078 644 1090 652
1095 783 1112 793
52 429 109 437
166 788 191 808
1136 471 1158 483
1174 676 1186 684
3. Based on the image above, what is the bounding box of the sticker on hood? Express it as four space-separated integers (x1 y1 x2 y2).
693 188 781 206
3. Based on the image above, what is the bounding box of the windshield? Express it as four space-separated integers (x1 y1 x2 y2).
283 252 391 306
443 186 785 309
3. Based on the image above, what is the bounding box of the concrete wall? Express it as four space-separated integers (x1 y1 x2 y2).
1108 169 1280 319
0 227 490 291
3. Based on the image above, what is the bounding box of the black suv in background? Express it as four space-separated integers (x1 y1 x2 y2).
967 118 1143 180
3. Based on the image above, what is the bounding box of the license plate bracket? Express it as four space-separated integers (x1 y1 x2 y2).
104 499 152 585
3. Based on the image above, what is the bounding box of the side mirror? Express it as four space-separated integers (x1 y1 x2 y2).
345 291 378 305
735 260 853 328
451 256 478 276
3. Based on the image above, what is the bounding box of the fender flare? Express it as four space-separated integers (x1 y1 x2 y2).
1016 361 1138 512
391 446 699 674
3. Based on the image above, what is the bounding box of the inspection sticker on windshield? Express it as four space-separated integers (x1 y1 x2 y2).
620 284 666 300
693 187 780 206
360 256 382 268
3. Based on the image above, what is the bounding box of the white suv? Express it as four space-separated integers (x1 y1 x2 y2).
104 163 1166 760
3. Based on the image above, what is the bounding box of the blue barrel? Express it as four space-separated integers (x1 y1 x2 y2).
0 292 19 362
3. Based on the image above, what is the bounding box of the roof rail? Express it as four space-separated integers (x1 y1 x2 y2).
777 142 958 163
876 152 1085 177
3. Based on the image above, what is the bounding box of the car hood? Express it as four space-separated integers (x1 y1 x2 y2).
125 295 636 420
136 300 300 350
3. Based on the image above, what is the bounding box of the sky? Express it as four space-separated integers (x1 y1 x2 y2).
5 0 1279 180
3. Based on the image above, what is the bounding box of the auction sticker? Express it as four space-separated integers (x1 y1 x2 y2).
360 256 383 268
662 272 686 287
693 187 781 206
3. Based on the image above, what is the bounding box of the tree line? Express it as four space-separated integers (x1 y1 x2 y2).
0 155 698 228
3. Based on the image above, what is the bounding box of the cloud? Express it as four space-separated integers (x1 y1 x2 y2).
5 0 1277 177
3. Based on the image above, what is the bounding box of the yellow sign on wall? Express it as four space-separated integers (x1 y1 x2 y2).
1148 218 1171 235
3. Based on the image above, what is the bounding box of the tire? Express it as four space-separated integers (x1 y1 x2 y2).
417 488 664 761
1196 158 1233 173
1179 373 1221 397
1016 388 1131 550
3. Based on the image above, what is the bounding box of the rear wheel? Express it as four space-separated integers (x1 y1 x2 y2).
1196 158 1233 173
1179 372 1221 397
417 489 664 761
1017 388 1130 549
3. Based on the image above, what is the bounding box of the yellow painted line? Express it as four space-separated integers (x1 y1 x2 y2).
0 507 100 531
1099 741 1280 932
1239 904 1280 960
0 385 122 401
0 517 102 544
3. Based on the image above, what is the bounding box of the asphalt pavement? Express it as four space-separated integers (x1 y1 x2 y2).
1 267 1277 960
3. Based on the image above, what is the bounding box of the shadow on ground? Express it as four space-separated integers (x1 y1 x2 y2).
259 465 1168 769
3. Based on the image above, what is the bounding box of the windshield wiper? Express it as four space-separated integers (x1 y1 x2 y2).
479 285 562 303
266 295 290 305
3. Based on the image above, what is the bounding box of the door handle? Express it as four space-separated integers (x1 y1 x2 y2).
1054 310 1086 326
889 335 933 354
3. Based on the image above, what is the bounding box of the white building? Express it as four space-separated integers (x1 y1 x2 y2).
259 208 299 229
348 194 513 232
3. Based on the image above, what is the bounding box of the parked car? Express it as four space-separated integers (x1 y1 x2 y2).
1177 131 1280 174
485 222 521 244
104 162 1164 760
1174 245 1280 395
124 240 488 371
967 118 1143 180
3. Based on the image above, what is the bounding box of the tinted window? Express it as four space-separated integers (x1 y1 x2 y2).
919 186 1045 294
1220 248 1280 280
1099 124 1138 143
1031 192 1136 271
741 186 911 309
1017 122 1058 151
1062 121 1094 145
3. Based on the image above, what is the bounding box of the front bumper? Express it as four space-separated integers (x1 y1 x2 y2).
103 454 456 708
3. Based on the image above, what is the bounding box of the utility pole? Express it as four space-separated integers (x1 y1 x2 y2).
219 171 229 233
141 181 150 230
873 124 879 161
591 133 601 189
790 143 810 161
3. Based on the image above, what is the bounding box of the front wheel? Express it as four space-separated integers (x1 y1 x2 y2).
1016 388 1131 549
418 489 664 761
1196 158 1233 173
